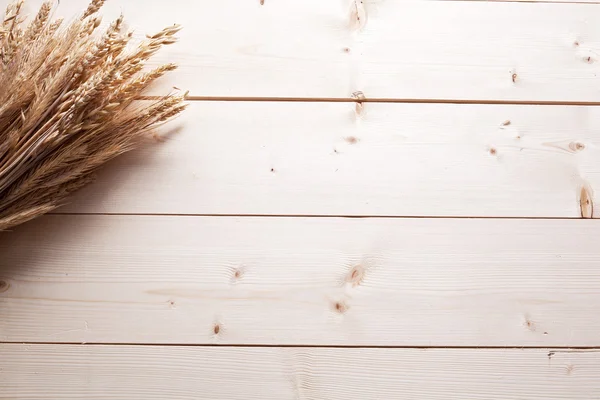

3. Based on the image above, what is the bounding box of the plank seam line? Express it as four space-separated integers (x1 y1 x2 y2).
46 213 598 220
139 96 600 107
2 342 600 350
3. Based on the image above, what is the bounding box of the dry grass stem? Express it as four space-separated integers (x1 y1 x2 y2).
0 0 186 230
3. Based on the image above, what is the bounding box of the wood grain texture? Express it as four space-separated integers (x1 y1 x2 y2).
475 0 600 2
17 0 600 101
2 215 600 346
57 102 600 217
2 345 599 399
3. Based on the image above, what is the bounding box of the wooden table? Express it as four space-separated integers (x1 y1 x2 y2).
1 0 600 398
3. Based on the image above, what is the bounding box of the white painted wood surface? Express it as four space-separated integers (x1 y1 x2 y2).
2 215 600 346
58 102 600 217
2 345 599 400
18 0 600 101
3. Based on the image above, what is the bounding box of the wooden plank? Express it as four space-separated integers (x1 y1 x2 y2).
478 0 600 2
2 345 599 399
476 0 600 2
2 215 600 346
57 102 600 217
473 0 600 3
19 0 600 101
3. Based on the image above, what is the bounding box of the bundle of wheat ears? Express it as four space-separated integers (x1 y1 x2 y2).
0 0 186 230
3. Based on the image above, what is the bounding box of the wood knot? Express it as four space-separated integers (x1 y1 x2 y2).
345 136 359 144
580 186 593 218
501 120 511 127
343 47 351 53
352 90 366 101
355 103 364 116
232 267 245 282
524 316 536 332
489 147 497 156
566 364 575 375
260 0 265 4
213 324 221 335
0 280 8 293
511 72 518 83
349 0 367 30
569 142 585 152
347 264 365 286
352 91 365 116
526 320 533 329
334 301 348 314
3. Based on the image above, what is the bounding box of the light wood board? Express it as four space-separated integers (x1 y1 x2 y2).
16 0 600 101
57 102 600 217
2 345 599 399
2 215 600 346
5 1 600 398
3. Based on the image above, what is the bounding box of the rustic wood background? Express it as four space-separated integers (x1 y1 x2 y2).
2 0 600 398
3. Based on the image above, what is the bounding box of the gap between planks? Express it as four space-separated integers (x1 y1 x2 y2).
2 342 600 351
143 96 600 106
44 212 600 220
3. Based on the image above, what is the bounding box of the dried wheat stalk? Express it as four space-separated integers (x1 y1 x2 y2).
0 0 186 230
